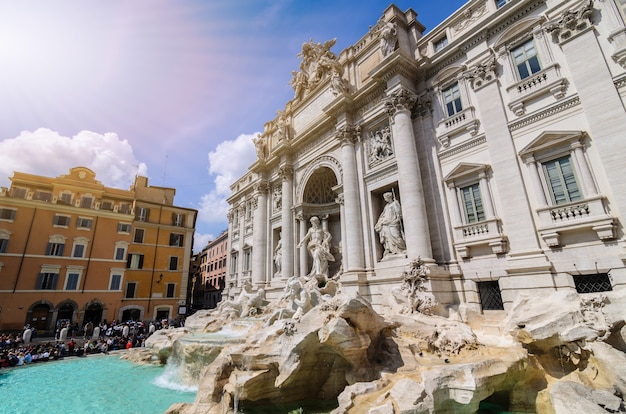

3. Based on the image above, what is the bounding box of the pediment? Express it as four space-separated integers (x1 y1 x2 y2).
493 16 544 49
444 163 489 182
433 65 465 86
519 130 584 158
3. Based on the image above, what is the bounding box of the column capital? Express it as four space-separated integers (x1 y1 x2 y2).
384 88 416 117
545 0 595 44
463 56 498 91
278 164 294 181
335 123 361 146
253 180 270 194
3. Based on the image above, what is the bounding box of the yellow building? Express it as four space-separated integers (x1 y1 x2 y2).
0 167 197 333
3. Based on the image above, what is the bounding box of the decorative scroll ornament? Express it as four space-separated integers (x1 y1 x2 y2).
278 165 294 181
464 56 498 90
384 88 417 117
367 125 394 167
335 123 361 146
290 39 344 101
546 0 594 43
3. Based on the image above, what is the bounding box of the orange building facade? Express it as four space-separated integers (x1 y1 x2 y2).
0 167 197 333
201 230 228 309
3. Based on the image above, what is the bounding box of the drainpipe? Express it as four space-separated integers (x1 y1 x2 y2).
13 208 37 293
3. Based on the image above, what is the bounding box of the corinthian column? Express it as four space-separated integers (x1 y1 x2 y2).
385 88 433 261
279 164 294 280
336 124 365 271
251 180 269 287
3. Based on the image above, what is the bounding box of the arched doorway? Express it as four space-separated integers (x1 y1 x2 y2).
28 303 52 332
122 308 141 322
56 302 76 328
83 302 103 325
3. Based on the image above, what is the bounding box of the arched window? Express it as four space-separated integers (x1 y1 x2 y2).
303 167 337 204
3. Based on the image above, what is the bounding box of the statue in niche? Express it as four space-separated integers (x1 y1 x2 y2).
297 216 335 280
378 21 397 57
273 234 282 276
253 134 267 160
272 186 282 211
375 191 406 258
369 127 393 164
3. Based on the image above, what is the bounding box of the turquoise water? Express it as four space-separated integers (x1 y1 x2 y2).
0 354 196 414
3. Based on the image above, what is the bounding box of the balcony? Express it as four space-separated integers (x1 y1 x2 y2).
435 106 480 148
453 217 507 258
507 63 567 116
536 195 616 247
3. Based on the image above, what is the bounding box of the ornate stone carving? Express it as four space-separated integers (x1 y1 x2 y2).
335 124 361 146
335 194 344 205
414 92 433 117
272 185 282 211
454 3 487 34
384 88 417 117
278 165 294 181
464 56 498 90
546 0 595 43
253 180 269 195
375 191 407 259
297 216 335 280
376 20 397 57
290 39 344 101
367 125 394 167
253 134 268 161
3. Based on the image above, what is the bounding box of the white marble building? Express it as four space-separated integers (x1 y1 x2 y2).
226 0 626 314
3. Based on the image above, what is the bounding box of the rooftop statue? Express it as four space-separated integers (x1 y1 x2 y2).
290 39 344 101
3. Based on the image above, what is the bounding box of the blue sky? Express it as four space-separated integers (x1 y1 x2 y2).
0 0 467 251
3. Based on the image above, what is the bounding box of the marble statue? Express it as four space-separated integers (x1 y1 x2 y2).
273 235 282 276
216 279 265 318
297 216 335 279
252 134 267 160
378 21 397 56
375 192 406 258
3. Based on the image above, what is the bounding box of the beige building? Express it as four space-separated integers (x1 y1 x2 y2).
0 167 197 332
227 0 626 315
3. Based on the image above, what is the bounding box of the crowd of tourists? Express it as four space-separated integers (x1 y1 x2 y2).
0 318 180 369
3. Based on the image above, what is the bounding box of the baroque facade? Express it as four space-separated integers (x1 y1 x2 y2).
0 167 197 332
227 0 626 314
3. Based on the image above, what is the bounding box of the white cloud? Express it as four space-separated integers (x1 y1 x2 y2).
197 133 257 226
0 128 147 188
194 232 214 253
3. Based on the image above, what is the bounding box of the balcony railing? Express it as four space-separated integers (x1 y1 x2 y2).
453 217 507 258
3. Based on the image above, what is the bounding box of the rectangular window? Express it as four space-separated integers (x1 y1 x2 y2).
434 36 448 52
65 273 79 290
136 207 150 222
46 242 65 256
80 196 93 209
109 274 122 290
573 274 612 294
172 213 185 227
59 193 73 205
53 215 70 227
119 203 131 214
117 223 131 233
543 155 582 205
512 39 541 80
34 191 52 202
244 250 251 271
134 228 145 243
169 233 184 247
166 283 175 298
0 238 8 253
37 272 58 290
0 208 16 221
497 0 508 8
76 217 93 229
11 187 27 199
72 244 85 258
125 282 136 299
461 184 485 224
169 256 178 271
443 83 462 117
477 281 504 310
231 254 238 273
115 247 126 261
100 201 114 211
127 253 144 269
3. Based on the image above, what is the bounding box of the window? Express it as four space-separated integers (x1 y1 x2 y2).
166 283 175 298
119 203 132 215
125 282 136 298
243 249 251 271
443 83 462 117
477 281 504 310
80 196 93 209
0 208 16 221
46 242 65 256
37 272 59 290
169 233 184 247
512 39 541 80
117 223 131 233
100 201 114 211
169 256 178 271
11 187 27 199
109 274 122 290
461 184 485 224
65 273 80 290
53 215 70 227
136 207 150 222
134 228 145 243
231 253 238 273
434 36 448 52
496 0 509 8
115 247 126 261
72 244 85 258
34 191 52 202
172 213 185 227
543 155 582 205
127 253 144 269
573 274 612 294
0 238 8 253
76 217 93 229
59 193 73 205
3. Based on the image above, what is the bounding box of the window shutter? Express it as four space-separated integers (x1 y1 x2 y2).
126 255 132 268
59 244 65 256
36 273 43 289
51 274 59 289
138 254 144 269
45 243 52 255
